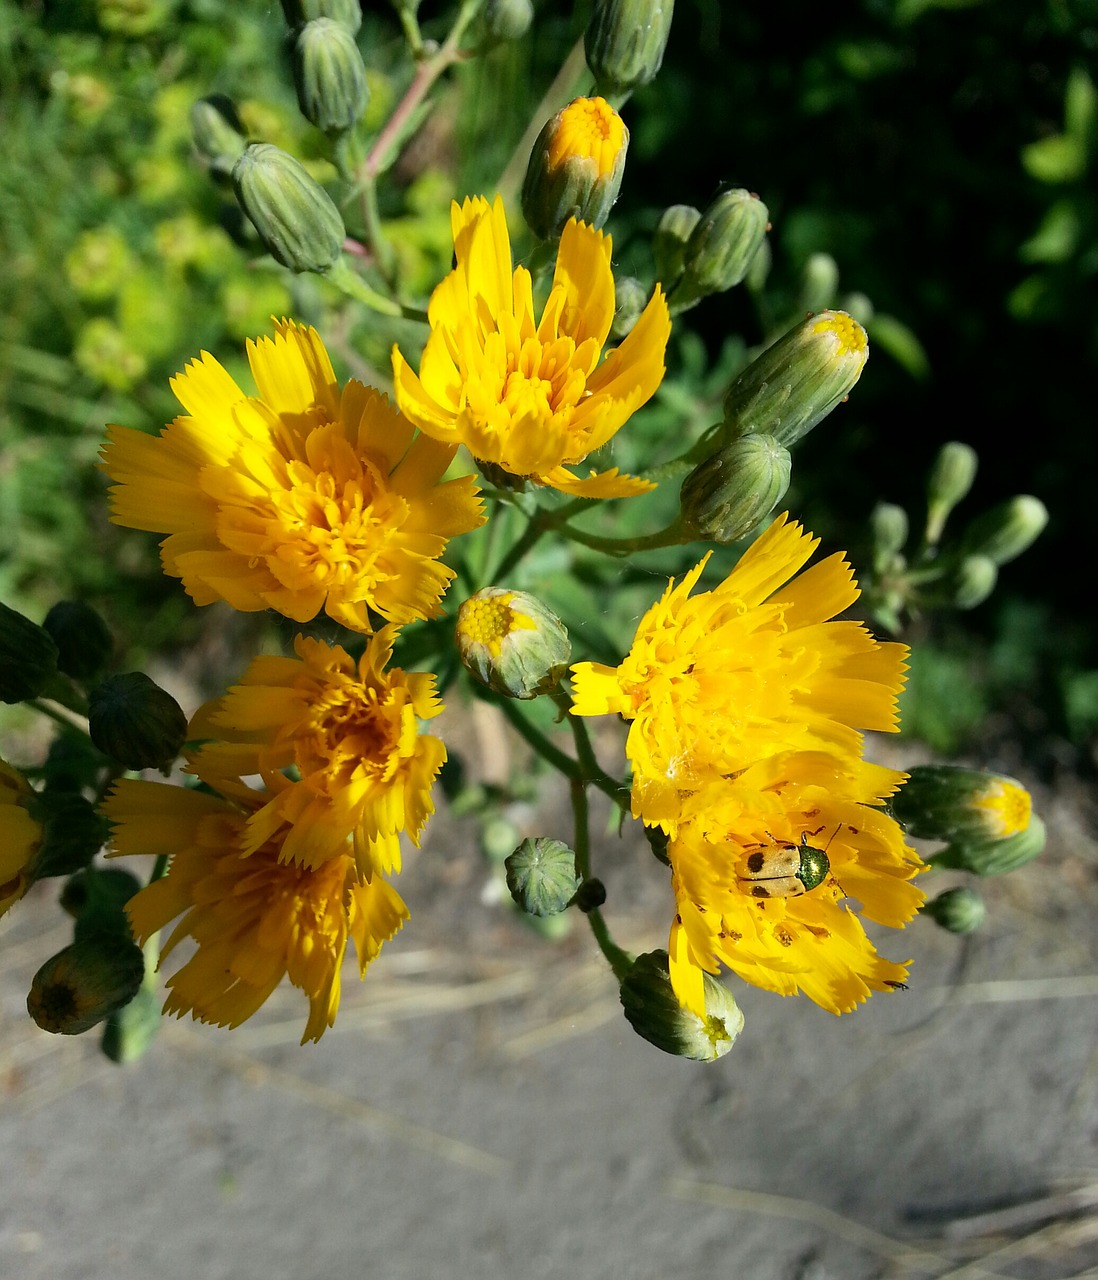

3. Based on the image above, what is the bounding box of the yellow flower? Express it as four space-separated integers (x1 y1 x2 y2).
571 512 908 830
0 759 43 920
102 319 484 634
391 195 671 497
187 627 446 877
103 779 408 1043
666 751 924 1017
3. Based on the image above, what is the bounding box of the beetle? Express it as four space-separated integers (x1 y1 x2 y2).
736 829 834 899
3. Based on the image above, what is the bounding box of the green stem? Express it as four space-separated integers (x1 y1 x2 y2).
559 516 688 558
585 904 633 982
27 696 88 733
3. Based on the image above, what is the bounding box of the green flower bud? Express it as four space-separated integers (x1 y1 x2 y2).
44 732 104 795
922 886 986 935
652 203 701 287
42 600 113 684
24 792 107 880
0 602 60 704
932 813 1047 877
521 96 628 241
280 0 361 33
619 950 743 1061
611 276 649 339
670 188 769 312
573 878 606 912
722 310 869 449
679 434 791 544
60 867 142 924
232 142 346 274
939 553 998 610
27 936 145 1036
799 252 840 314
505 838 582 916
456 589 572 700
892 765 1034 844
190 94 248 177
871 502 909 565
958 496 1049 567
88 672 187 771
926 441 977 545
294 18 369 137
480 0 534 43
102 983 161 1064
585 0 676 99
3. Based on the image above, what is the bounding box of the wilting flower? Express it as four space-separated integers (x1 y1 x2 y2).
188 628 446 877
391 195 671 497
666 751 923 1017
103 779 408 1043
102 319 484 633
570 512 908 831
0 759 43 919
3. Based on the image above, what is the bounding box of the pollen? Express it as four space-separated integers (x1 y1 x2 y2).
812 309 868 357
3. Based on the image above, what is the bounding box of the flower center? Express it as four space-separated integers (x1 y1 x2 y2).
549 96 626 177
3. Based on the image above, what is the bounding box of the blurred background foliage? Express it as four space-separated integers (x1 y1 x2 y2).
1 0 1095 765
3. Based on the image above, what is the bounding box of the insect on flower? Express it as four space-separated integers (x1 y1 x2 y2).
736 827 837 899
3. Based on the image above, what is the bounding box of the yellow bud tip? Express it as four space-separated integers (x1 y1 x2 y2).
457 593 536 657
548 97 625 178
812 310 868 358
975 778 1032 839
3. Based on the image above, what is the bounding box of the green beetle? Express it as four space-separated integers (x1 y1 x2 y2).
736 830 832 899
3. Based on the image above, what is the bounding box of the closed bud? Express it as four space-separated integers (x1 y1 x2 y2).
232 142 346 274
521 96 628 240
505 838 581 916
940 553 998 610
722 310 869 449
27 936 144 1036
190 94 248 177
42 600 113 684
799 252 840 314
652 203 701 287
280 0 361 33
294 18 369 136
480 0 534 44
585 0 675 99
932 813 1047 877
922 886 986 935
893 765 1034 844
60 867 142 925
679 434 791 544
0 760 44 921
611 276 649 339
88 672 187 771
0 601 60 704
456 589 571 700
926 441 978 545
25 791 106 880
670 188 769 312
958 496 1049 567
619 950 743 1061
871 502 909 565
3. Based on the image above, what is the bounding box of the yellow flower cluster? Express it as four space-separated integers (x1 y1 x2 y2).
572 514 925 1018
99 194 671 1042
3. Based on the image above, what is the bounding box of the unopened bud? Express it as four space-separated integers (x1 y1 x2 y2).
61 867 142 924
926 441 978 545
0 602 60 704
619 950 743 1061
27 936 144 1036
505 838 581 916
480 0 534 43
88 672 187 771
939 553 998 610
294 18 369 136
280 0 361 33
932 813 1047 877
652 203 701 287
585 0 675 99
871 502 909 565
456 589 571 700
42 600 113 684
722 310 869 449
922 886 986 934
190 94 248 177
958 496 1049 567
799 252 840 314
893 765 1033 844
232 142 346 274
25 791 106 880
670 188 769 312
679 434 791 544
521 96 628 240
611 276 649 339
